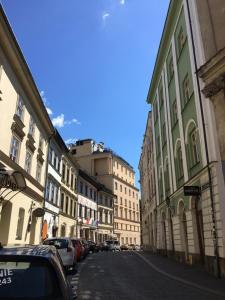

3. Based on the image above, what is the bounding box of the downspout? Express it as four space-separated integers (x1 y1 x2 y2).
186 0 220 277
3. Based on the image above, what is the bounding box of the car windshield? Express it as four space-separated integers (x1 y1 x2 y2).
0 259 62 299
43 239 68 249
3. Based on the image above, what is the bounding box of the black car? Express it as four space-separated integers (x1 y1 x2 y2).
0 245 77 300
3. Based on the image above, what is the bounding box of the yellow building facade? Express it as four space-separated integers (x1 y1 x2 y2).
0 6 54 245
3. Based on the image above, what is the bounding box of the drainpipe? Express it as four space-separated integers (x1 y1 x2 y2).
186 0 220 277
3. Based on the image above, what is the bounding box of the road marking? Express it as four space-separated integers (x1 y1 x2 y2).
134 252 225 298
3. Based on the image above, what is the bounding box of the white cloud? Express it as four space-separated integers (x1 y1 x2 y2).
102 12 110 21
52 114 81 128
52 114 65 128
65 138 77 145
46 107 53 115
120 0 125 5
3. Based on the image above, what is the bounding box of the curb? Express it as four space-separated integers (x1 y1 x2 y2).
134 251 225 298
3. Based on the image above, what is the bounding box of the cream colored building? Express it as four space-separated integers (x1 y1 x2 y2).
139 112 157 252
0 6 54 245
70 139 141 246
59 152 78 238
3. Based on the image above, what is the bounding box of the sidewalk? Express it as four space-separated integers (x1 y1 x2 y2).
137 251 225 295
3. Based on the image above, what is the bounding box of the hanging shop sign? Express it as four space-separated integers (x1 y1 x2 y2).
33 208 45 218
183 186 201 196
0 170 26 191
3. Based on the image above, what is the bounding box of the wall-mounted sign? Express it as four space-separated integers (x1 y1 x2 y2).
33 208 45 218
184 186 201 196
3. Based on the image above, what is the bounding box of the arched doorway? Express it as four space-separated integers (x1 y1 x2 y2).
61 224 66 237
161 212 167 254
0 201 12 245
168 208 174 253
194 196 205 263
178 201 189 262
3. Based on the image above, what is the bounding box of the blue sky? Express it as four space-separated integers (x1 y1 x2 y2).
2 0 169 186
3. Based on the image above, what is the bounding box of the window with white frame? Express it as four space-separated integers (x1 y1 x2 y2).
9 136 20 163
190 129 200 166
24 150 32 174
177 146 184 179
183 74 190 105
36 161 42 183
39 133 44 150
16 208 25 240
16 95 24 119
178 26 185 54
28 116 35 136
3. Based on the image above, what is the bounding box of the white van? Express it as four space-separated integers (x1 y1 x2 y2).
106 240 120 251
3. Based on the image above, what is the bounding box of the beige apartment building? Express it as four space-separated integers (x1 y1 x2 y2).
0 6 54 245
139 112 157 252
59 152 78 238
70 139 141 246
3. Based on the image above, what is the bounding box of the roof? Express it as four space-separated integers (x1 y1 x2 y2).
146 0 182 104
0 245 57 257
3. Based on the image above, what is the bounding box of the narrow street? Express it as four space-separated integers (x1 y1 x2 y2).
76 251 225 300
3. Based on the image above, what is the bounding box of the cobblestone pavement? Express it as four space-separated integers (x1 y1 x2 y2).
76 251 225 300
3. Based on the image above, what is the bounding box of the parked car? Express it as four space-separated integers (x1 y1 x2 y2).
99 242 109 251
88 241 100 253
128 244 136 250
0 245 77 299
43 237 76 270
71 239 83 261
120 244 128 251
80 239 89 258
106 240 120 251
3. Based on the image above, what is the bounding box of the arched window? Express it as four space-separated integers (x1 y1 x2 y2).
190 129 200 166
16 208 25 240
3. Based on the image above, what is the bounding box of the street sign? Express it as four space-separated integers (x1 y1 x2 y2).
184 186 201 196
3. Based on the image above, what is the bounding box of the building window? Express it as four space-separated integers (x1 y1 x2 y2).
114 181 118 190
70 199 73 216
62 163 66 180
120 208 123 218
61 193 64 210
120 185 122 192
85 185 88 197
16 95 24 119
9 136 20 163
67 168 70 184
183 74 190 105
178 26 185 54
114 207 118 217
159 88 164 108
124 187 127 194
190 129 200 166
169 57 174 80
172 99 178 126
28 116 35 136
177 146 184 179
120 197 123 205
24 150 32 174
157 136 160 156
65 196 69 214
39 133 44 150
16 208 25 240
36 162 42 183
133 191 134 198
79 181 83 194
71 174 74 189
162 123 166 145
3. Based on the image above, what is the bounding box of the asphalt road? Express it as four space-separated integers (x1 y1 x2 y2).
76 251 225 300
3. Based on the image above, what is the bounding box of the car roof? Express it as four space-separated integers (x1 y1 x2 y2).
44 237 71 241
0 245 57 258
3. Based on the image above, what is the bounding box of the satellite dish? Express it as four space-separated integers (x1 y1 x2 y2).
33 208 45 218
